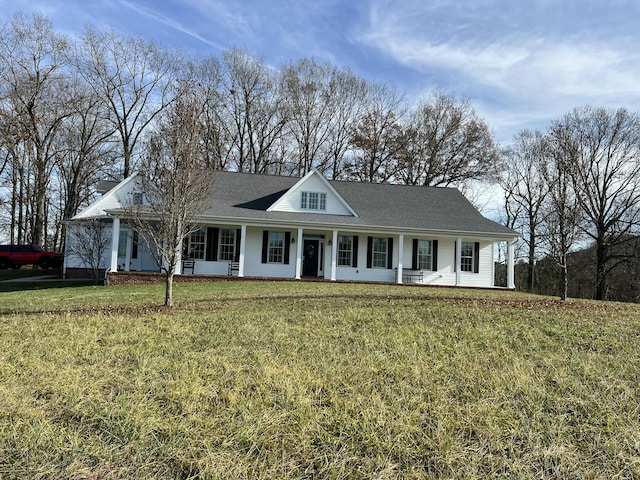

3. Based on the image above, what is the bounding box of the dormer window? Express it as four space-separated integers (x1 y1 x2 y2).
132 192 144 205
301 191 326 211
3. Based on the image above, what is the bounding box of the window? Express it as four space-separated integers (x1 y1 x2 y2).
187 228 205 259
461 242 474 272
372 237 388 268
301 191 326 211
337 236 353 266
268 231 284 263
132 192 144 205
117 230 128 257
218 229 236 261
417 240 432 270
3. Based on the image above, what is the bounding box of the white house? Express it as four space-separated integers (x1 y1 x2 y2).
64 170 519 288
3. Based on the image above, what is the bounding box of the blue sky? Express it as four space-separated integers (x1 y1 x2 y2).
3 0 640 144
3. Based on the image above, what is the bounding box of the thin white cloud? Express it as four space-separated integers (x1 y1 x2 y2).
116 0 222 49
357 0 640 141
372 35 640 101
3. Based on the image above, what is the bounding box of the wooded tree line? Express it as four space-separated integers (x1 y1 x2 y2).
499 107 640 301
0 13 496 251
1 13 639 302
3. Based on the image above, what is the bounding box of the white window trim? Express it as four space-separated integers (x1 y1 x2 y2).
268 231 285 264
187 228 206 260
418 239 432 270
461 241 474 272
218 228 236 261
337 235 353 267
372 237 388 269
301 191 327 211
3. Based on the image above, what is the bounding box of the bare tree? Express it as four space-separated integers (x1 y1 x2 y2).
324 68 367 179
557 106 640 300
0 13 73 246
187 55 230 170
77 26 180 178
542 123 585 300
65 219 111 283
55 77 118 249
125 82 214 307
281 58 336 176
217 49 287 174
498 130 549 292
348 83 405 183
398 91 499 187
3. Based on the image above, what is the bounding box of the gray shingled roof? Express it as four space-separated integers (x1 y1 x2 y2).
201 171 517 238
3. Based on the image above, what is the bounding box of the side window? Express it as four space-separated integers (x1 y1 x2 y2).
337 236 353 266
187 228 205 259
268 232 284 263
372 237 388 268
218 229 236 261
417 240 432 270
301 191 327 211
117 230 128 257
461 242 474 272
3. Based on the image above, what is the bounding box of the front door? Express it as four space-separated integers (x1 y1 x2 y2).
302 239 319 277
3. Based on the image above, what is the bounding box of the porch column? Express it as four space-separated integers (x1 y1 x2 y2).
455 237 462 286
330 229 338 281
397 234 404 284
110 216 120 272
238 224 247 277
507 238 516 289
295 227 303 280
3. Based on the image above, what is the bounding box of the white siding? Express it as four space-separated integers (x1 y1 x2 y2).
67 217 499 287
66 222 160 272
73 175 142 220
270 175 353 216
190 227 296 279
397 236 455 286
334 233 396 283
397 237 495 287
459 241 494 288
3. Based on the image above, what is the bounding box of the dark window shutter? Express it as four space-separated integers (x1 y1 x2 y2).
474 242 480 273
132 231 138 259
262 230 269 263
453 241 457 272
206 227 219 261
234 229 241 262
366 237 373 269
412 239 418 270
387 237 393 269
284 232 291 264
432 240 438 271
352 236 359 268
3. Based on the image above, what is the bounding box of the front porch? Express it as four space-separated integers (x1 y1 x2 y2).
108 220 516 289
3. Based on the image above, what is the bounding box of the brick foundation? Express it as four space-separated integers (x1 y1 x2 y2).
106 271 236 286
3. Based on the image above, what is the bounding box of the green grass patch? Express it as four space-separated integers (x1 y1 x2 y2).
1 281 639 478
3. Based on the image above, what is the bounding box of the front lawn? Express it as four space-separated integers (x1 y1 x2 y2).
0 281 638 479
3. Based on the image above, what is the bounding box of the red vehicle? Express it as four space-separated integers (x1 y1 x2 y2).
0 245 63 269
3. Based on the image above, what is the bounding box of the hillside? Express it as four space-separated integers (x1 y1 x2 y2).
1 281 638 479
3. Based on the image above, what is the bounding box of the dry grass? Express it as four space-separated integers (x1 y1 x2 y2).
0 281 639 479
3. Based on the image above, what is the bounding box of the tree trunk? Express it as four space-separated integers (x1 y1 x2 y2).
528 230 536 293
595 239 608 301
560 258 568 301
165 270 174 307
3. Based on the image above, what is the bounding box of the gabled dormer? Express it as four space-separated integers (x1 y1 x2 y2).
267 170 358 217
72 172 144 220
